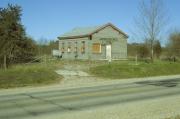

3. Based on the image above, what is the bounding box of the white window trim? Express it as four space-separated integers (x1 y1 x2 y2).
99 44 102 53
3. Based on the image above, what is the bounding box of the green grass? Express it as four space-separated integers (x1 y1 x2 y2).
0 61 63 89
89 60 180 79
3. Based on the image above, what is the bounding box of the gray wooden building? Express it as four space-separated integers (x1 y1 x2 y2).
58 23 128 60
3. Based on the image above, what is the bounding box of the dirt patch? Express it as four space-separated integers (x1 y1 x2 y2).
55 70 89 77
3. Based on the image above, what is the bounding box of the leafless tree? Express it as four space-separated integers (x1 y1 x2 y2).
134 0 168 62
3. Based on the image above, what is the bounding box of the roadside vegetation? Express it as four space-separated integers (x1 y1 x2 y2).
90 60 180 79
0 61 63 89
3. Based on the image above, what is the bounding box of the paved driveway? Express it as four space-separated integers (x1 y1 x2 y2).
0 76 180 119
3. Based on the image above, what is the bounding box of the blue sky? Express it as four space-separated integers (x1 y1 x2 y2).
0 0 180 43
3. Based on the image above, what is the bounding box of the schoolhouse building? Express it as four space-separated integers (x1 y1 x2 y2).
58 23 128 60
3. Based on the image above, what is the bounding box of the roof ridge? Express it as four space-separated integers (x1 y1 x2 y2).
73 25 102 29
58 23 128 40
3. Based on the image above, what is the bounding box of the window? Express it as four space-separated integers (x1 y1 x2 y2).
81 41 85 54
61 42 65 53
92 43 101 53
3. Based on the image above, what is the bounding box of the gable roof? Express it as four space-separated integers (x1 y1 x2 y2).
58 23 128 40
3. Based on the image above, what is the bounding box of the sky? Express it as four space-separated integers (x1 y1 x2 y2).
0 0 180 43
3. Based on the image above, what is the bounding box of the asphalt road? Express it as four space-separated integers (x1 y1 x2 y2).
0 78 180 119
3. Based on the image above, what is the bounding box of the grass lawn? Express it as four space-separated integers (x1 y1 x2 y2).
0 61 63 89
89 60 180 79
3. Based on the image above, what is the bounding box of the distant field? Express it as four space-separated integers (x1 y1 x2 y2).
0 61 63 89
89 60 180 79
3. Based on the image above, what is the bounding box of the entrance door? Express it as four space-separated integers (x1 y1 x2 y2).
106 44 111 62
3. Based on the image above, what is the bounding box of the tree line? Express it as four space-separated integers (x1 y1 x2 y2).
128 32 180 61
0 4 58 70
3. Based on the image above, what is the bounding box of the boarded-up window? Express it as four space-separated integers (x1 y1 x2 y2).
92 43 101 53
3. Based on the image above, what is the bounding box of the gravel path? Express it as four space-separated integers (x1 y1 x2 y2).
55 63 104 87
